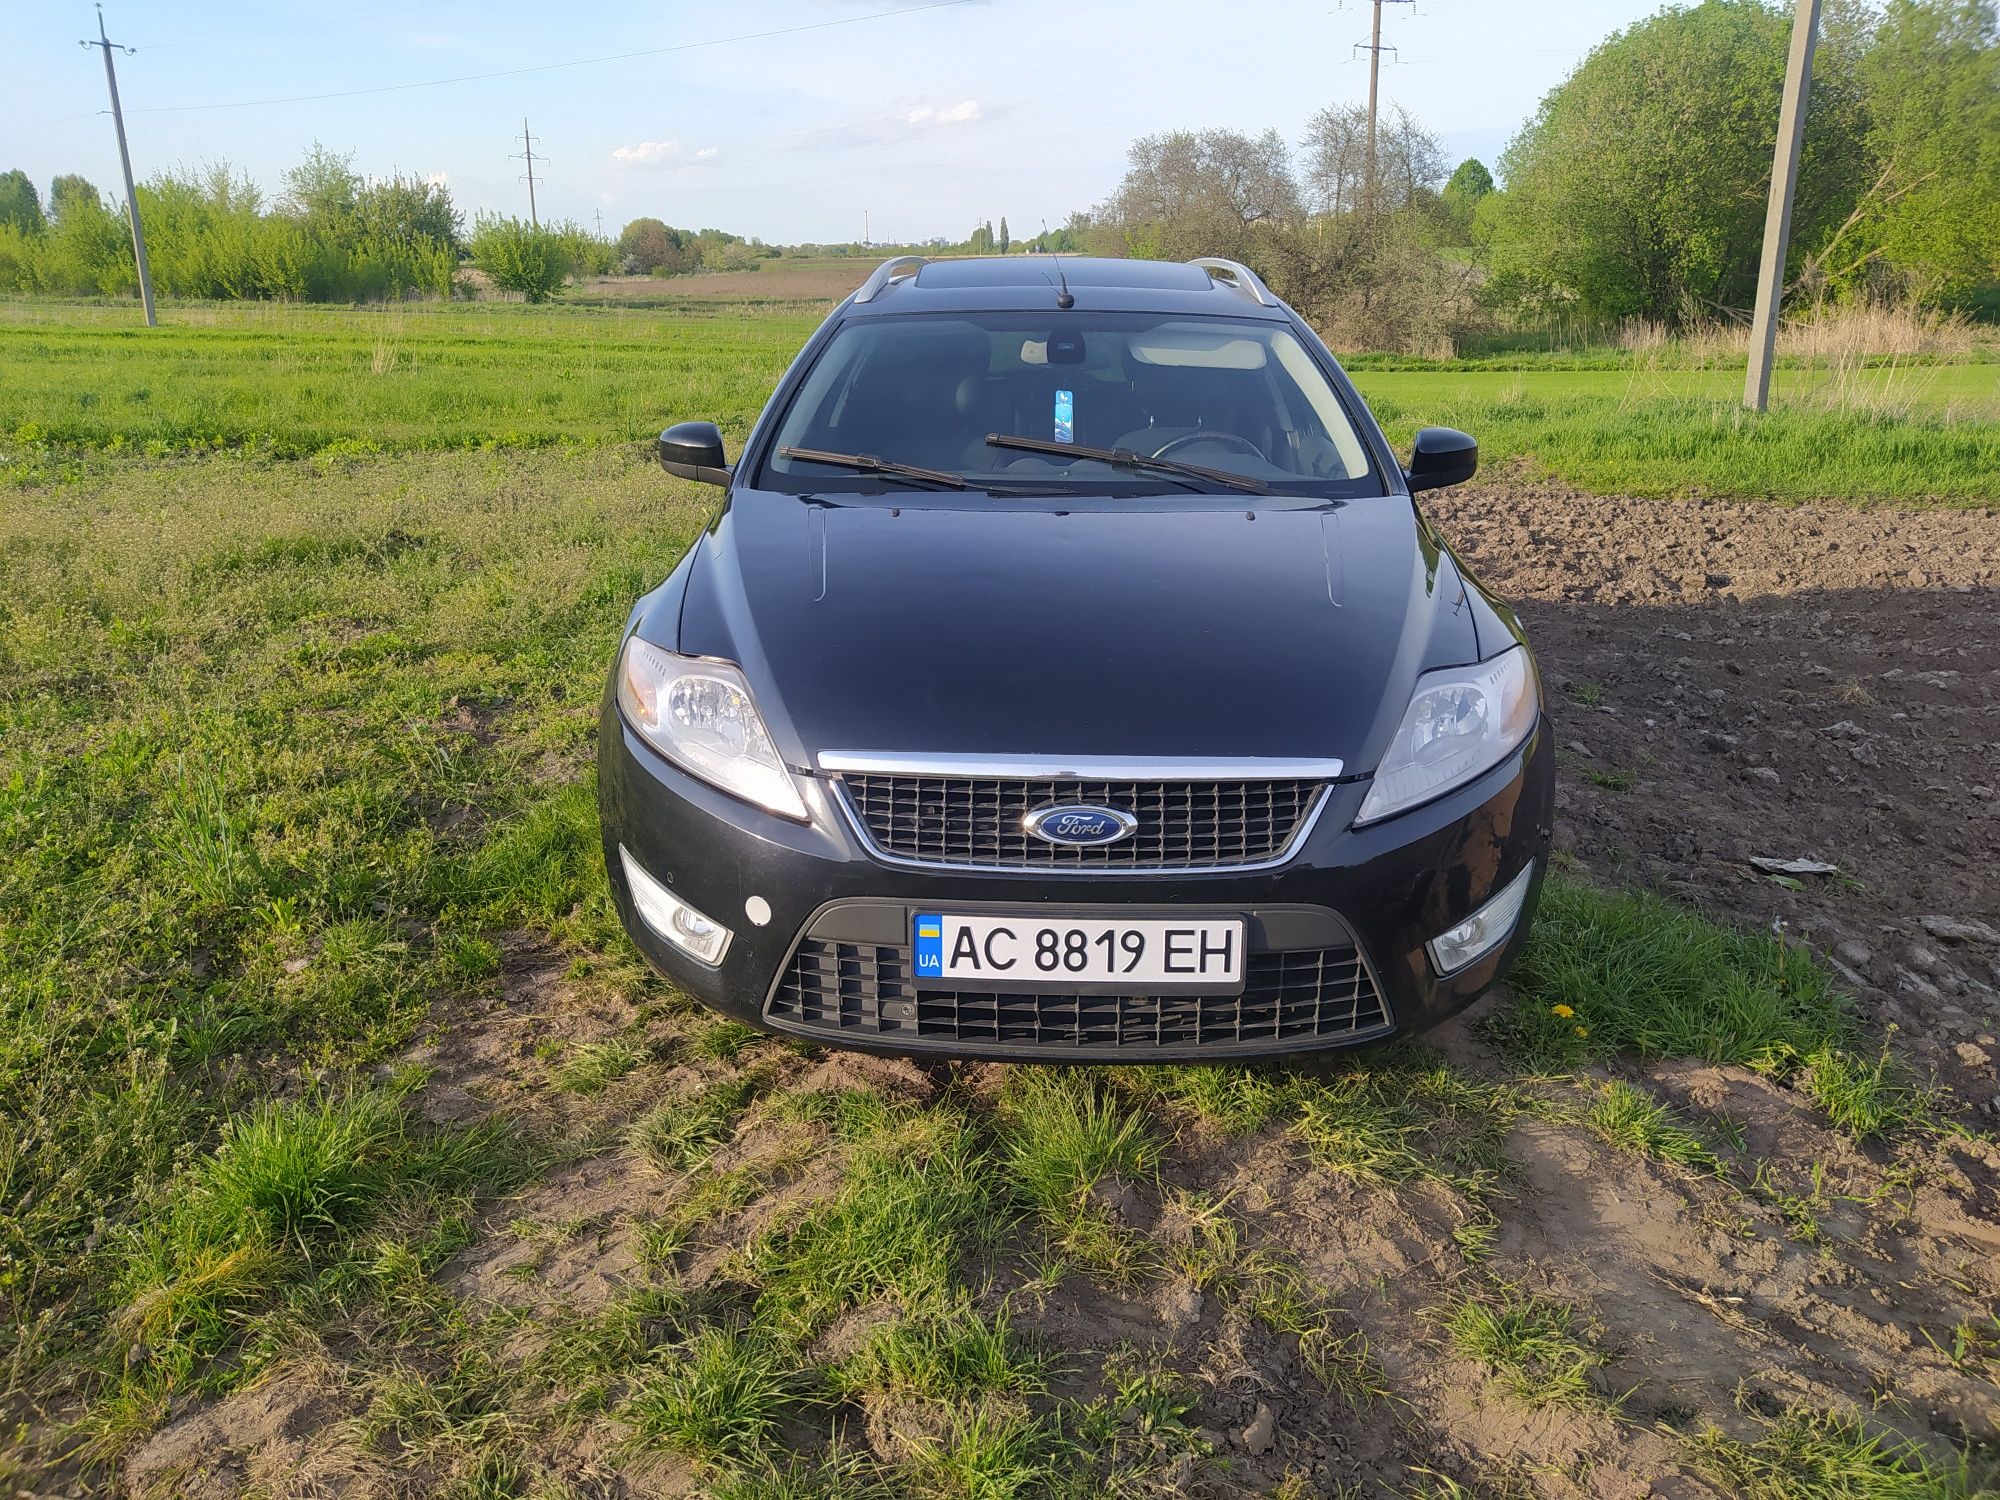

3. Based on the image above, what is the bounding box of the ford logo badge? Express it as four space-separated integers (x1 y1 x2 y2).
1024 803 1138 848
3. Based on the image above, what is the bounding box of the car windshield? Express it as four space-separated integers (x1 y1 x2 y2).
758 311 1379 497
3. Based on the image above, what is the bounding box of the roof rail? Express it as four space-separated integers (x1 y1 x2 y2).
852 255 928 304
1187 257 1279 308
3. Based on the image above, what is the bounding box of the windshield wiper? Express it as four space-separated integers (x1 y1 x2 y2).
780 446 967 490
984 434 1270 494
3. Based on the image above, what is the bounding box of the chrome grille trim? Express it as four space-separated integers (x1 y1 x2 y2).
830 775 1334 875
816 751 1344 780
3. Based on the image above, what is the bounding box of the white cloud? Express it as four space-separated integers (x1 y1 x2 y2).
695 146 718 160
422 171 449 189
903 99 980 127
612 139 681 164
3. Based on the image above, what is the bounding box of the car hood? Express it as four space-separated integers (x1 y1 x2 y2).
672 489 1481 774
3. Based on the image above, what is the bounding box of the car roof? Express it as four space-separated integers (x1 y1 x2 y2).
841 254 1294 321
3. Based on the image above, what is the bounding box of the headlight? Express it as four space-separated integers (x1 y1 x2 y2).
616 637 809 821
1355 647 1537 825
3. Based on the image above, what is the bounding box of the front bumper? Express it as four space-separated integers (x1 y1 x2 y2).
598 701 1554 1062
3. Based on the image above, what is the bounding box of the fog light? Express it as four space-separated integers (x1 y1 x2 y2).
1427 862 1536 976
619 845 732 966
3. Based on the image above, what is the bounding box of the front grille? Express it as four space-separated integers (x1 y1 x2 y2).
768 938 1388 1051
838 774 1325 870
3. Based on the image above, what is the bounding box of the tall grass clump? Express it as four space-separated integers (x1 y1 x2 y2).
1688 1404 1994 1499
113 1088 514 1379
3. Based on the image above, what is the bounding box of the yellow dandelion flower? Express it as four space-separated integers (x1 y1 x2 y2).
1574 1025 1590 1038
1550 1004 1574 1019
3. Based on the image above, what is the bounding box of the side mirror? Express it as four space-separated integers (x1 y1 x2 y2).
657 421 731 486
1405 427 1478 493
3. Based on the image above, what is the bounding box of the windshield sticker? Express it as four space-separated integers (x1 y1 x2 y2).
1053 389 1074 444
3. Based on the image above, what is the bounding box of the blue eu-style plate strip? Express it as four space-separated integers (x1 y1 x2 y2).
914 914 943 977
1054 388 1073 444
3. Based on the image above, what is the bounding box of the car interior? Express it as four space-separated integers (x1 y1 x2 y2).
768 315 1372 485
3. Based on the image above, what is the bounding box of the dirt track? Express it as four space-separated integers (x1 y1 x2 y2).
123 481 2000 1498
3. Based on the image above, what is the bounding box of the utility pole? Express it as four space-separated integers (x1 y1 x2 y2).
513 119 541 228
1744 0 1823 411
1354 0 1416 217
594 208 603 237
863 209 870 248
80 4 155 326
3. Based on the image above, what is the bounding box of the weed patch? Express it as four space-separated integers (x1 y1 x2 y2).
1441 1286 1609 1410
1499 876 1934 1138
1687 1403 1992 1498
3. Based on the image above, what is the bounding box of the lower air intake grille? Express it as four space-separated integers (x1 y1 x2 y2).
768 938 1388 1051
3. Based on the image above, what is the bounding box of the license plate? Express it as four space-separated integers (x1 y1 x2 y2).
913 912 1245 991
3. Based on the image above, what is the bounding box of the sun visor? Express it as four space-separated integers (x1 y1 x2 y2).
1126 325 1268 369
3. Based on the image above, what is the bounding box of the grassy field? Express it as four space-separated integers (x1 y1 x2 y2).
3 297 1998 1494
3 298 1996 503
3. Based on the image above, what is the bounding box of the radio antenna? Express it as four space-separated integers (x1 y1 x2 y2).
1041 219 1074 309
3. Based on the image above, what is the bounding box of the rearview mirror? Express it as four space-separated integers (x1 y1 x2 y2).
1405 427 1478 493
658 421 731 486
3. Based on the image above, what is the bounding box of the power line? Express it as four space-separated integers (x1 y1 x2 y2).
512 118 542 228
125 1 976 116
1352 0 1418 214
130 0 459 52
79 4 155 328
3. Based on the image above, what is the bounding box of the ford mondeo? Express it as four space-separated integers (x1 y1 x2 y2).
598 254 1554 1060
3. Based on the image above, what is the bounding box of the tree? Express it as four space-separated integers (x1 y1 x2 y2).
1492 0 1871 321
1091 128 1299 260
618 216 686 273
353 173 459 250
469 214 573 301
1440 158 1495 237
1813 0 1999 306
999 216 1010 253
282 143 360 228
0 170 43 235
1301 104 1445 217
48 174 102 227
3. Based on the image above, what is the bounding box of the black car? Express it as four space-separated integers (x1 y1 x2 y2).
598 254 1553 1061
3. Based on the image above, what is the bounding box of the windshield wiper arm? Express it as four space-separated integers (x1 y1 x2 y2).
780 446 967 490
984 434 1269 494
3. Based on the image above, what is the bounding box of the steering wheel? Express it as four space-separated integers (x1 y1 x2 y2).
1147 430 1265 462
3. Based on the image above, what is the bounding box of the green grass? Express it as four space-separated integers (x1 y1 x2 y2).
999 1072 1160 1219
1584 1080 1727 1176
749 1108 1001 1342
1441 1286 1609 1411
1688 1404 1993 1498
628 1075 761 1173
1357 370 2000 504
100 1084 517 1449
1497 876 1931 1138
4 299 1993 502
831 1302 1047 1407
0 444 705 1452
552 1036 648 1094
0 298 816 459
626 1326 805 1469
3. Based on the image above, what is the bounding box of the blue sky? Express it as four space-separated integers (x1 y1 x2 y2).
11 0 1669 244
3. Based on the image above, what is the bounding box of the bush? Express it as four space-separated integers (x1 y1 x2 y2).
0 155 461 303
469 214 574 302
